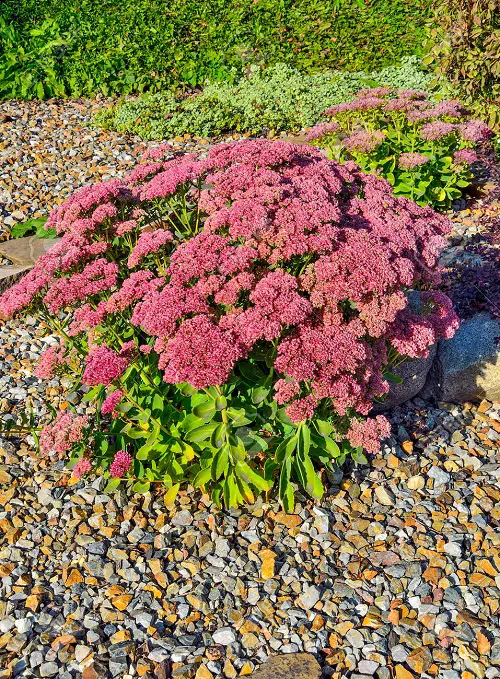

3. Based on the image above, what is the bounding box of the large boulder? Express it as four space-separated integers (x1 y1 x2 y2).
250 654 322 679
373 344 437 412
422 313 500 403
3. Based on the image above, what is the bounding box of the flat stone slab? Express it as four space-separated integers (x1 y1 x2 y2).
0 236 60 267
250 654 322 679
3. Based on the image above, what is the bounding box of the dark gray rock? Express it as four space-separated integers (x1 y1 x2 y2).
372 345 437 412
422 313 500 403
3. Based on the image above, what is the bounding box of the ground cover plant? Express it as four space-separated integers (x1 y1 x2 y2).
93 59 434 140
0 140 459 510
0 0 431 98
306 87 493 209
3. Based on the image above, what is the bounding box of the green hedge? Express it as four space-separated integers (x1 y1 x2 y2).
0 0 432 96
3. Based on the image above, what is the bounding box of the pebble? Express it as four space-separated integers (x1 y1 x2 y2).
212 628 237 645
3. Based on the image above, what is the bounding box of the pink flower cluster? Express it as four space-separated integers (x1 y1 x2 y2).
342 130 385 154
39 411 88 457
453 149 478 165
398 153 430 170
35 342 67 379
82 345 130 386
101 389 124 417
345 416 391 453
0 138 461 454
305 121 340 142
128 229 174 268
320 88 492 147
73 457 93 479
109 450 133 478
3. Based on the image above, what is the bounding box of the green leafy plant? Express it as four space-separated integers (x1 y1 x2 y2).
0 17 68 99
423 0 500 129
93 59 434 139
9 216 56 239
1 0 432 97
306 88 493 209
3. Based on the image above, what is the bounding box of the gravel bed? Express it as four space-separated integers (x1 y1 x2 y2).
1 397 499 679
0 99 221 237
0 100 499 678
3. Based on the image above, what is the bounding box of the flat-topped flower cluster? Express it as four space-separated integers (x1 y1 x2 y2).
0 139 459 509
306 88 492 209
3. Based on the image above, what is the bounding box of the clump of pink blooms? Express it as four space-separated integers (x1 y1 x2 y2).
82 345 130 386
73 456 93 479
35 342 67 378
342 130 385 154
0 138 461 458
101 389 124 417
109 450 133 478
305 121 340 142
398 153 430 170
453 149 478 165
306 87 492 150
39 411 88 457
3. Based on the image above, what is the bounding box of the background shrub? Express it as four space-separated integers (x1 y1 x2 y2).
0 0 432 97
93 59 434 139
423 0 500 129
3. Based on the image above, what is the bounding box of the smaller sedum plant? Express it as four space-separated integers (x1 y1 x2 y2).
0 140 458 510
306 88 493 209
92 59 435 140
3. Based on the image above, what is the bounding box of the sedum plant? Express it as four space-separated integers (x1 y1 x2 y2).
0 140 459 510
306 88 493 209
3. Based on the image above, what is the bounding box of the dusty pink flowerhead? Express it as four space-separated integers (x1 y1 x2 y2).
82 345 130 386
39 411 88 458
342 130 385 154
459 120 492 142
420 121 457 141
453 149 478 165
305 121 340 142
73 457 92 479
109 450 133 478
101 389 124 417
35 343 66 379
346 415 391 453
398 153 430 170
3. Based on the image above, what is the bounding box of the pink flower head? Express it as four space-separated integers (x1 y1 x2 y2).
398 153 430 170
459 120 492 142
128 229 174 268
346 415 391 453
101 389 124 417
420 122 457 141
342 130 385 154
115 219 138 236
39 411 88 457
305 121 340 142
109 450 133 478
73 457 92 479
453 149 478 165
35 342 66 379
82 345 130 386
158 315 243 388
